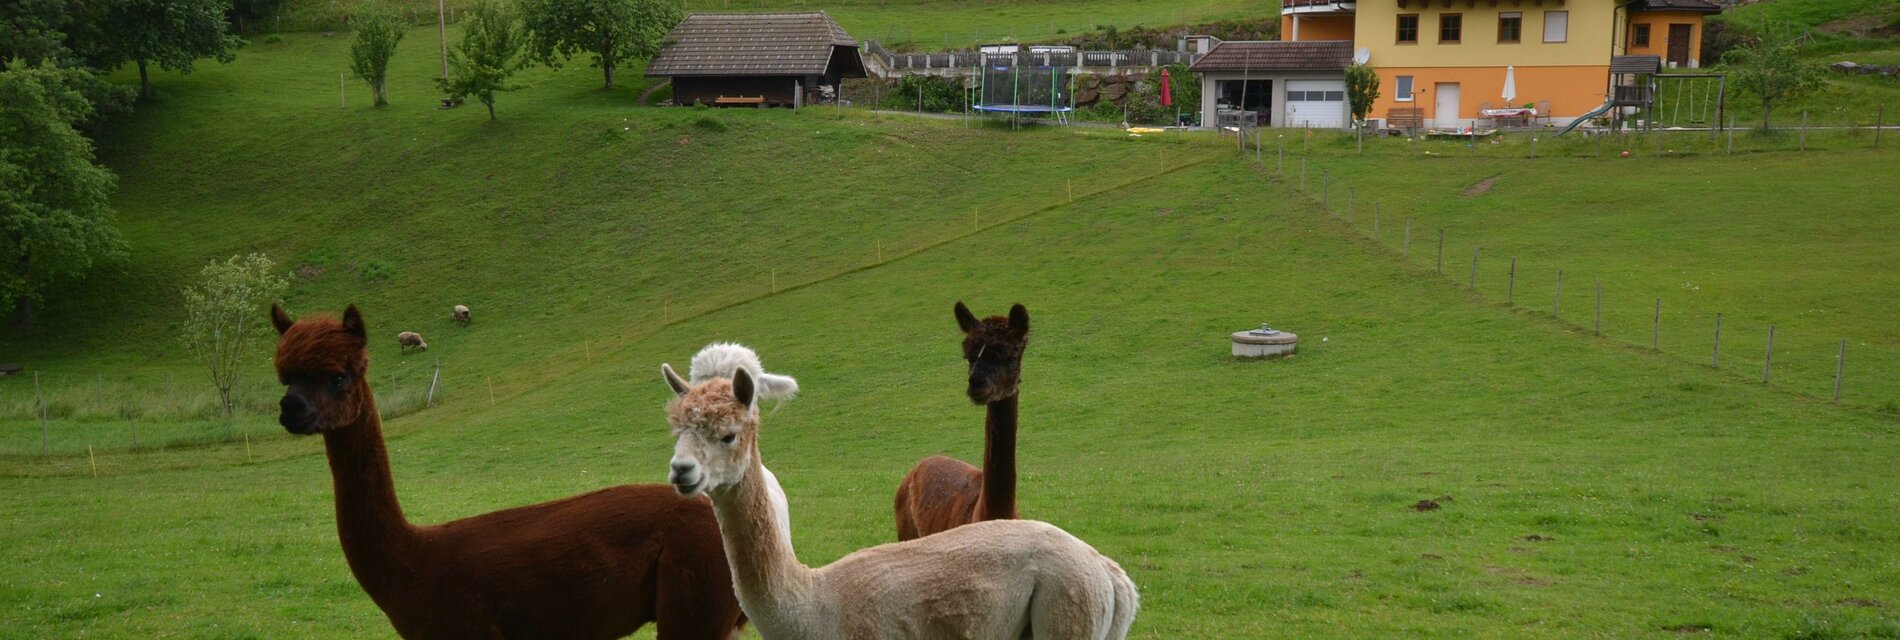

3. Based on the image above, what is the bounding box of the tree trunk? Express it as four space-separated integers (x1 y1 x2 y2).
14 296 31 331
373 81 387 107
601 41 615 90
138 59 152 99
1762 99 1773 131
484 92 496 120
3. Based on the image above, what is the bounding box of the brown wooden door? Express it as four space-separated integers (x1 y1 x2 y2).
1668 24 1693 66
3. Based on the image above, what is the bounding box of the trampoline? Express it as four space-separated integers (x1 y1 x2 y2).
973 55 1074 128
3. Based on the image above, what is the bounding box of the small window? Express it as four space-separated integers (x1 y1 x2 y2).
1544 11 1569 43
1633 23 1651 47
1440 14 1462 44
1395 75 1415 102
1323 91 1345 102
1397 14 1419 44
1286 90 1306 101
1498 12 1522 43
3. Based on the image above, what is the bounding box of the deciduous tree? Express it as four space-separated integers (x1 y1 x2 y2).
0 64 126 329
94 0 242 99
439 0 527 120
349 4 406 106
1345 63 1381 127
180 253 287 431
521 0 681 90
1723 24 1824 130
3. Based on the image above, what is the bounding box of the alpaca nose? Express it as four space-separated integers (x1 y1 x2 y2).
670 462 697 479
280 394 306 413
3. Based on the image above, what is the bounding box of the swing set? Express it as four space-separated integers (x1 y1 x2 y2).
1648 73 1728 129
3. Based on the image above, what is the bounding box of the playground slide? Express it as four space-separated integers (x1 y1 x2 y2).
1556 100 1616 136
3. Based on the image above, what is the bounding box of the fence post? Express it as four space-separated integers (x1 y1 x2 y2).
1800 111 1808 151
1727 115 1735 155
1877 105 1885 148
1834 339 1846 401
1300 159 1307 191
1653 298 1661 350
1712 312 1723 368
1278 139 1285 175
1530 136 1537 159
1762 324 1775 383
1348 188 1355 222
1403 219 1412 258
1594 282 1603 335
1553 270 1563 316
1436 229 1445 274
427 359 441 408
1322 171 1329 207
1507 258 1516 304
1469 247 1479 290
36 370 47 456
1373 202 1381 239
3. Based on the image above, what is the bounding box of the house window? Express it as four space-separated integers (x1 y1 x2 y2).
1544 11 1569 43
1633 23 1651 47
1439 14 1462 44
1397 14 1419 44
1395 75 1415 101
1498 12 1522 43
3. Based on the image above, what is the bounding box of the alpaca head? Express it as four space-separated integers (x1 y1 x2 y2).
954 302 1030 404
270 304 373 435
660 364 760 498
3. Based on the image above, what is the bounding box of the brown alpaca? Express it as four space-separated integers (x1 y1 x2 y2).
893 302 1029 541
270 304 743 640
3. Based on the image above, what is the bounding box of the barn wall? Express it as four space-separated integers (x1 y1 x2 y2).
672 76 800 106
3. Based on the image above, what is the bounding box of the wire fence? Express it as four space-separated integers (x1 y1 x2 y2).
0 360 448 459
1232 123 1895 410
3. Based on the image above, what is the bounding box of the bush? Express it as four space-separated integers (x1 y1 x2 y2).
883 75 968 113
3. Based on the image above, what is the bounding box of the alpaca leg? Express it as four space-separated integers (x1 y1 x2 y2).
1027 572 1115 640
894 472 921 541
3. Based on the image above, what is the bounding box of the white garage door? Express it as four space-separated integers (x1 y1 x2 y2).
1284 80 1347 129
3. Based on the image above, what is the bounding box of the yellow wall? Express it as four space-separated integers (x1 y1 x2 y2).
1285 14 1356 41
1627 11 1706 66
1375 65 1610 121
1357 1 1619 69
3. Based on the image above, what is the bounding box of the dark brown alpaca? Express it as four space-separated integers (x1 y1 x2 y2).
269 304 743 640
892 302 1029 541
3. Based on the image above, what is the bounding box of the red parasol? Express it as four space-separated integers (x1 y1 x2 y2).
1159 68 1173 107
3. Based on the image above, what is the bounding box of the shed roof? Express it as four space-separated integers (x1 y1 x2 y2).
1612 54 1662 74
1188 40 1353 72
645 12 864 77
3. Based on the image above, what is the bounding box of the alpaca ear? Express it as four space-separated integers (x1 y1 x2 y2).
341 304 367 339
757 372 799 400
1008 303 1030 335
270 304 294 336
662 363 690 396
954 301 978 333
731 367 757 410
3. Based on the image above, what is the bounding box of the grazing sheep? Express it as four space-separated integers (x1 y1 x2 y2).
452 304 470 326
397 331 428 353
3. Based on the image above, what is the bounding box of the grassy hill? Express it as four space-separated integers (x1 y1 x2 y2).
4 19 1900 640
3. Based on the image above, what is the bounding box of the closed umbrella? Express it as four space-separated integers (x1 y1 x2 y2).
1159 67 1175 125
1502 65 1518 106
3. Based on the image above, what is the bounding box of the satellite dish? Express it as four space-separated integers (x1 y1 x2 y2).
1353 47 1371 65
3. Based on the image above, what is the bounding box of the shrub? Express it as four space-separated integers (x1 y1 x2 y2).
884 75 967 113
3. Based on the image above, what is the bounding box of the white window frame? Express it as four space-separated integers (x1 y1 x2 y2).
1543 11 1569 43
1395 76 1415 102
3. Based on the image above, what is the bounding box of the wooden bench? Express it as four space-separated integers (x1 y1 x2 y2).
1386 107 1425 132
713 95 767 108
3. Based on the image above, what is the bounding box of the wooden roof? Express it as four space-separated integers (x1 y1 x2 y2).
1189 40 1353 72
645 12 864 77
1611 54 1662 74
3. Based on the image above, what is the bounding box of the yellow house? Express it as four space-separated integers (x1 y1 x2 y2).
1261 0 1719 129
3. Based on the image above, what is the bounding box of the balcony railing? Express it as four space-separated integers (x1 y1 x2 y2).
1283 0 1356 11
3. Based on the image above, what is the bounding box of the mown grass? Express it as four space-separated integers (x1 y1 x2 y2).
268 0 1277 48
1237 130 1900 411
4 17 1900 640
5 155 1900 638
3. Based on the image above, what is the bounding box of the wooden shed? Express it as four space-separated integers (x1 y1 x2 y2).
645 12 867 108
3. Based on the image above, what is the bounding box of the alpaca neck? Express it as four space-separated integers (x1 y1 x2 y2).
320 389 417 587
979 393 1019 521
710 453 815 631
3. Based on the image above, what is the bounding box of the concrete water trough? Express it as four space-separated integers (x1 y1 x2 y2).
1231 323 1297 358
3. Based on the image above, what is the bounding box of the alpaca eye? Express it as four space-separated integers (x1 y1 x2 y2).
721 434 737 445
329 374 348 390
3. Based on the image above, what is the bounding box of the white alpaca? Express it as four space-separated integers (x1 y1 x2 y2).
686 342 797 552
660 344 1137 640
